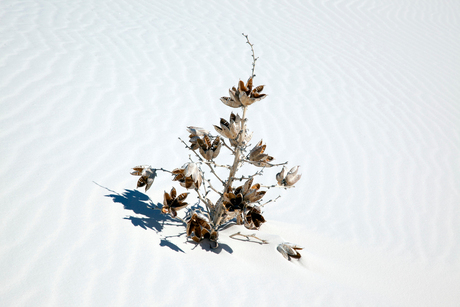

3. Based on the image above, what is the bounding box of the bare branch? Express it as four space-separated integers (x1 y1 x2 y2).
242 33 258 79
230 231 268 244
179 137 226 185
205 160 231 170
221 138 236 155
203 162 225 185
242 159 289 168
179 137 203 161
206 179 223 196
260 195 281 207
233 167 266 182
155 167 174 174
260 184 294 190
195 188 212 214
212 106 249 226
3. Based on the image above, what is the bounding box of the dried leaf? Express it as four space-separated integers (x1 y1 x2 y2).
228 88 241 106
187 126 208 136
277 242 303 260
238 80 248 92
276 166 287 185
212 136 220 148
252 92 266 99
172 168 184 175
170 187 177 199
243 178 254 194
212 142 222 159
286 173 302 186
176 192 188 202
239 92 254 107
253 85 264 93
220 96 241 108
164 191 172 206
252 153 268 162
203 135 211 148
246 77 253 92
186 223 193 237
184 177 194 189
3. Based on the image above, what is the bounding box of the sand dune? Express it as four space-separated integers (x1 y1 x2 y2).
1 0 459 306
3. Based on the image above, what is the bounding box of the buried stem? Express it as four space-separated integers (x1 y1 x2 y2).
229 231 268 244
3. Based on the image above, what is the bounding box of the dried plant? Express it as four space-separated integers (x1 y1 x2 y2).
131 165 157 192
277 242 303 260
128 34 302 257
162 187 189 218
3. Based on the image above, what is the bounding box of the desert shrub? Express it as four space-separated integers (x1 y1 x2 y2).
130 34 302 257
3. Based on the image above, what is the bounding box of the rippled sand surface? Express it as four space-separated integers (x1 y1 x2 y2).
1 0 459 306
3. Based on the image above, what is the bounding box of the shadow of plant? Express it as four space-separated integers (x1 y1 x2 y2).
98 185 232 254
103 187 185 252
108 189 167 231
192 238 234 254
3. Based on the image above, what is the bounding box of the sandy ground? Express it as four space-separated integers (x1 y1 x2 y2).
1 0 459 306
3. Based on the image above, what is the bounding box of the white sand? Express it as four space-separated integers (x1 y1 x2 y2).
1 0 459 306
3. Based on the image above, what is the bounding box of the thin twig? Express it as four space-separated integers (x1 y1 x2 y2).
233 167 266 182
155 167 174 174
179 137 203 161
179 137 226 185
204 162 225 185
230 231 268 244
242 159 289 168
260 184 293 190
221 139 236 155
195 188 211 214
206 160 231 170
206 179 223 196
242 33 258 79
260 195 281 207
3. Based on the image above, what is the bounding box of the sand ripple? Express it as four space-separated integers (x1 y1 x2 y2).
1 0 459 306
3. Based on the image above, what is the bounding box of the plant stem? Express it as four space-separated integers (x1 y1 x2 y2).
229 231 268 244
212 106 248 226
226 106 248 188
242 33 258 79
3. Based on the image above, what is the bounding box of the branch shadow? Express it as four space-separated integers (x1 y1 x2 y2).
108 189 168 232
192 239 233 254
95 182 232 254
95 182 185 253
